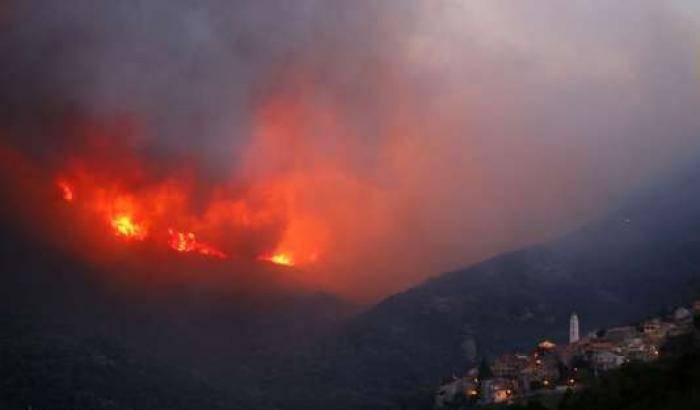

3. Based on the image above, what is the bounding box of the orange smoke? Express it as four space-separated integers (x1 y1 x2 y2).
1 73 426 298
0 73 422 299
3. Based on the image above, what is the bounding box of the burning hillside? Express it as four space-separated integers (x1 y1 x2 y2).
0 115 337 280
53 168 230 259
51 148 326 267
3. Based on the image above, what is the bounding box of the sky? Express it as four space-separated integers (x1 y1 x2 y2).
1 1 699 301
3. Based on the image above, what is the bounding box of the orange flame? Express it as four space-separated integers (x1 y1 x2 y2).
54 170 305 261
57 180 74 202
41 115 330 269
167 229 227 259
111 214 147 240
262 252 294 266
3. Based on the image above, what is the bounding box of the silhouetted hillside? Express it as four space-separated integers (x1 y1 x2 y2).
0 215 354 410
281 160 700 409
0 314 238 410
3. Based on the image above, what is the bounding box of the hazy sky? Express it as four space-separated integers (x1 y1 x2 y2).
1 1 699 300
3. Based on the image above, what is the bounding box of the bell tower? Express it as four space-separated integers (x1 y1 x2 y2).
569 312 580 344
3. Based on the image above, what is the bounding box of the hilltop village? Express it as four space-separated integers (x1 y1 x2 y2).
435 300 700 408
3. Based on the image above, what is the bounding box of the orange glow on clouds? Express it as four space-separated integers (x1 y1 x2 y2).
14 79 417 296
21 78 413 298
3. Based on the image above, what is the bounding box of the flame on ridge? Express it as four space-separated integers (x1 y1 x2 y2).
111 214 147 240
167 229 227 259
52 171 318 266
261 252 294 266
57 180 74 202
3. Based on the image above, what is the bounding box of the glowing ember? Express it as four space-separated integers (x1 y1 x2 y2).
111 215 147 240
263 252 294 266
167 229 227 259
57 180 74 202
169 230 195 252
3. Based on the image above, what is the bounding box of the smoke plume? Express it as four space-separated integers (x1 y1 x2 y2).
1 0 699 300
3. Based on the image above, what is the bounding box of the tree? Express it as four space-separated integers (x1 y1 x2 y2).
525 399 547 410
478 358 492 379
558 388 573 410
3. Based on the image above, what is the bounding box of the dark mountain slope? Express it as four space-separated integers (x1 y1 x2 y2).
0 315 238 410
0 215 353 410
282 160 700 410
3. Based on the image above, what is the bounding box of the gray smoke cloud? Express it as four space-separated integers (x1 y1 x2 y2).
1 0 699 299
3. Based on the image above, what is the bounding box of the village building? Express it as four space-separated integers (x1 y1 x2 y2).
491 354 528 379
642 318 673 342
619 337 659 362
643 318 661 335
558 343 581 368
591 350 626 371
435 376 478 408
674 307 692 323
479 378 516 405
538 340 557 350
603 326 639 343
569 313 580 344
692 300 700 315
671 307 695 335
518 349 560 392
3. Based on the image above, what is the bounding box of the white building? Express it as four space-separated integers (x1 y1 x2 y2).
570 312 580 344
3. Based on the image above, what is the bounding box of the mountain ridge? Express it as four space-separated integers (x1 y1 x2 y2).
3 158 700 410
278 158 700 409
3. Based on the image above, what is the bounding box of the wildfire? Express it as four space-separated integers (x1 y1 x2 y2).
111 215 147 240
167 229 227 259
262 252 294 266
53 174 303 262
47 136 326 266
57 180 74 202
54 173 227 257
51 178 272 261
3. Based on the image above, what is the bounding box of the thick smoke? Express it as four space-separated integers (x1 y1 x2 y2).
1 1 699 300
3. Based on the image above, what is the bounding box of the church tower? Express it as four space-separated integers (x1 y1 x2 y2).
569 312 580 344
